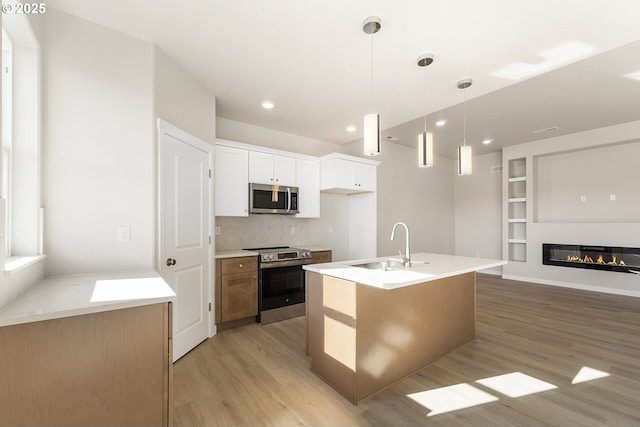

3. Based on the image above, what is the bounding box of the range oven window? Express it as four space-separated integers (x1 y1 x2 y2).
260 265 304 311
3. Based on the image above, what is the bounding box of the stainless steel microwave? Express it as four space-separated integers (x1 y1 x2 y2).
249 183 299 214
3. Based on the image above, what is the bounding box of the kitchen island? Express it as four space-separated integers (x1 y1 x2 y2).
303 253 506 404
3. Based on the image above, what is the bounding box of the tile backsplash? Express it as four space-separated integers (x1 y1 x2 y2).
215 215 311 251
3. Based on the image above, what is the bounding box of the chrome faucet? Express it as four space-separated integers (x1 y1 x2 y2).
390 222 411 267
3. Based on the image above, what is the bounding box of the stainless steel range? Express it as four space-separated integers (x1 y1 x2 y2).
244 246 312 324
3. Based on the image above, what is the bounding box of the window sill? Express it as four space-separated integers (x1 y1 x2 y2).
4 255 46 275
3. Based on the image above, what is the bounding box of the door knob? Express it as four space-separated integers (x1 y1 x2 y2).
166 258 176 266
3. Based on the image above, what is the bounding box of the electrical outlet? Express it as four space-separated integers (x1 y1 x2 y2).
580 195 587 203
610 194 617 201
215 226 221 235
328 226 333 233
117 226 130 242
290 227 296 235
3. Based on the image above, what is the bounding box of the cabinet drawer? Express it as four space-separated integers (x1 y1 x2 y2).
310 251 332 264
221 256 257 274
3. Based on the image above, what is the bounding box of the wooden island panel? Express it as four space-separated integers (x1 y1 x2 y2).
307 271 476 404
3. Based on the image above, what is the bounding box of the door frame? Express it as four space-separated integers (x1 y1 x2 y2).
156 118 216 338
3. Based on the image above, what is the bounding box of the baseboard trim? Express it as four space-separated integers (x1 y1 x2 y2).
501 274 640 298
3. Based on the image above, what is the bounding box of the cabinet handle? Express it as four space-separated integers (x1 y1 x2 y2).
276 178 279 182
239 263 243 268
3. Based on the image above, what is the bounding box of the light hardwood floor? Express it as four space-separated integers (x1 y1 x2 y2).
173 274 640 426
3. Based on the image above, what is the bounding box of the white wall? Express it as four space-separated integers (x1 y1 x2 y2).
216 117 341 156
454 152 503 271
502 120 640 296
341 139 456 257
153 47 216 145
309 193 350 261
535 141 640 222
42 9 154 276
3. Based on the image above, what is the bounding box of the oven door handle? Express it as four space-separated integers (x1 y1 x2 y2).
260 260 309 269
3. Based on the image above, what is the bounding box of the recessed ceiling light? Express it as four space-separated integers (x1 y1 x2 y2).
262 101 274 109
346 126 356 132
482 139 493 145
435 120 446 127
384 135 399 141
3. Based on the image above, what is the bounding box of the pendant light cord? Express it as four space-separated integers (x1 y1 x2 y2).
370 34 374 109
463 86 467 146
424 65 428 132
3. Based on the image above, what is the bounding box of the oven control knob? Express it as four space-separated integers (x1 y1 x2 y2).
303 251 311 257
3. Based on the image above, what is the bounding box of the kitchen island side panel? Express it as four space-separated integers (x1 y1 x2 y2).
307 272 357 402
355 272 476 402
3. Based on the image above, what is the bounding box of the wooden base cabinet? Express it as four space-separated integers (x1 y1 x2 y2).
0 302 173 427
310 250 332 265
215 256 258 326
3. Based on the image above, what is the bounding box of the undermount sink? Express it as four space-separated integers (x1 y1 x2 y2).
352 259 428 271
353 261 402 271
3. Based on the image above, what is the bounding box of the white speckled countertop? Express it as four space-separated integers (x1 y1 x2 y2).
303 252 506 290
0 269 176 327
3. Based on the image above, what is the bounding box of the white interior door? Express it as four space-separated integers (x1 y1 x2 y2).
158 120 212 362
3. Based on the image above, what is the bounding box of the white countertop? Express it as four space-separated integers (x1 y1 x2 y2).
215 250 259 259
0 269 176 327
303 252 506 290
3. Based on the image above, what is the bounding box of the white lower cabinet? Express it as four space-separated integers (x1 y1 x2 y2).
215 145 249 217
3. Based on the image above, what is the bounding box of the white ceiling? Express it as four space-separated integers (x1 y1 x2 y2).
46 0 640 158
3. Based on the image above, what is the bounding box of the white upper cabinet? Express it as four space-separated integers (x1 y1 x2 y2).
249 151 296 186
320 154 379 194
295 158 320 218
215 144 249 217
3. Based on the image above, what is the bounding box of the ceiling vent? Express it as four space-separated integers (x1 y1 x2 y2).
533 126 559 134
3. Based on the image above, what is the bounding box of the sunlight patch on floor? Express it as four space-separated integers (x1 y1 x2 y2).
407 383 499 417
572 366 610 384
476 371 557 398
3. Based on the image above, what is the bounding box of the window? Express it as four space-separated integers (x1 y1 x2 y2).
1 13 42 271
2 29 12 256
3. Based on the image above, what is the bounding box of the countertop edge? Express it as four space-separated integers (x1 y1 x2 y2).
215 250 259 259
303 253 507 289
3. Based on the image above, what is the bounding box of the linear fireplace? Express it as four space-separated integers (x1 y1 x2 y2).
543 243 640 274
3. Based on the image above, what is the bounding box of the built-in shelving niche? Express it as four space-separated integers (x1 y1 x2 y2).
507 158 527 262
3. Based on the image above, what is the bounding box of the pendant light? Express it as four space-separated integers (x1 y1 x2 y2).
363 16 381 156
417 54 434 168
457 78 473 175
